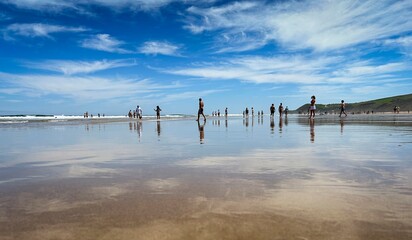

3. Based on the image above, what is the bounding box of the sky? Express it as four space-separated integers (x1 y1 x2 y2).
0 0 412 115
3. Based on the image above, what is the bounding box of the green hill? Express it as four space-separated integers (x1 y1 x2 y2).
294 93 412 114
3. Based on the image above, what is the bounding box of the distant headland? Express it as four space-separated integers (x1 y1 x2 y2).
294 93 412 114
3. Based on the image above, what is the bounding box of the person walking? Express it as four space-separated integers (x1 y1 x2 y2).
339 100 347 117
197 98 206 121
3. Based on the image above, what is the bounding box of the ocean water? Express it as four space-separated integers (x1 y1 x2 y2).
0 114 411 239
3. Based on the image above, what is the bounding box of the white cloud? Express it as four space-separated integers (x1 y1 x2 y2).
80 34 132 54
184 0 412 52
161 89 225 102
3 23 87 39
0 72 174 101
1 0 77 12
167 55 411 86
385 36 412 47
139 41 181 56
24 59 137 75
1 0 215 12
384 36 412 56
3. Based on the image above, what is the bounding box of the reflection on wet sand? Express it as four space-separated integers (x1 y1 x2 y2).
198 120 205 144
310 118 315 142
0 115 411 239
270 116 275 134
156 120 161 137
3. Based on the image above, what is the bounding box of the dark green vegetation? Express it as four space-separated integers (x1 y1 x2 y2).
294 93 412 114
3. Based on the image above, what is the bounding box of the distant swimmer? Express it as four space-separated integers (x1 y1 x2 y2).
154 105 162 119
309 95 316 119
225 107 228 117
339 100 347 117
197 98 206 121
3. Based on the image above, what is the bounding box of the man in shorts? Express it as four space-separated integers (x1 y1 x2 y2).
197 98 206 121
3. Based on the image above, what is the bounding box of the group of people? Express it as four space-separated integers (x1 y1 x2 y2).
83 112 104 118
128 105 163 120
128 106 143 119
393 106 400 114
128 96 354 122
270 103 289 117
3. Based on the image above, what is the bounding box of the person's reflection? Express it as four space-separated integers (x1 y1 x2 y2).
279 117 283 134
309 118 315 143
129 122 133 132
225 119 228 128
156 120 161 137
340 119 344 134
136 121 142 141
284 115 288 126
243 117 249 127
198 121 205 144
270 116 275 134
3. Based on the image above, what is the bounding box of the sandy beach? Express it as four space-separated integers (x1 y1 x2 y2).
0 114 411 240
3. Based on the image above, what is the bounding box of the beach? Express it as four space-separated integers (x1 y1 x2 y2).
0 114 411 240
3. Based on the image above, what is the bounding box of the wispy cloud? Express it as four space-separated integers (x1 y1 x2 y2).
24 59 137 75
161 89 225 102
384 36 412 56
0 12 11 21
1 0 215 12
184 0 412 52
167 55 411 86
1 0 77 12
138 41 181 56
80 34 132 54
0 72 175 101
3 23 87 40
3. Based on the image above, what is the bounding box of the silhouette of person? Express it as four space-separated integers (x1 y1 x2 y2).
154 106 162 119
278 103 284 117
339 100 347 117
197 98 206 121
270 104 275 117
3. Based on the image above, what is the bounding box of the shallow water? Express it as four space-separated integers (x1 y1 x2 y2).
0 115 411 240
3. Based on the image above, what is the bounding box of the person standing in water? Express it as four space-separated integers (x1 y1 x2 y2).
154 106 162 119
197 98 206 121
339 100 347 117
309 95 316 119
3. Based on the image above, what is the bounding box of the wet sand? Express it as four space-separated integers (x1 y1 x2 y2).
0 114 411 239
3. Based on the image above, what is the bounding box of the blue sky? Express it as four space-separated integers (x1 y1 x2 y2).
1 0 412 115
